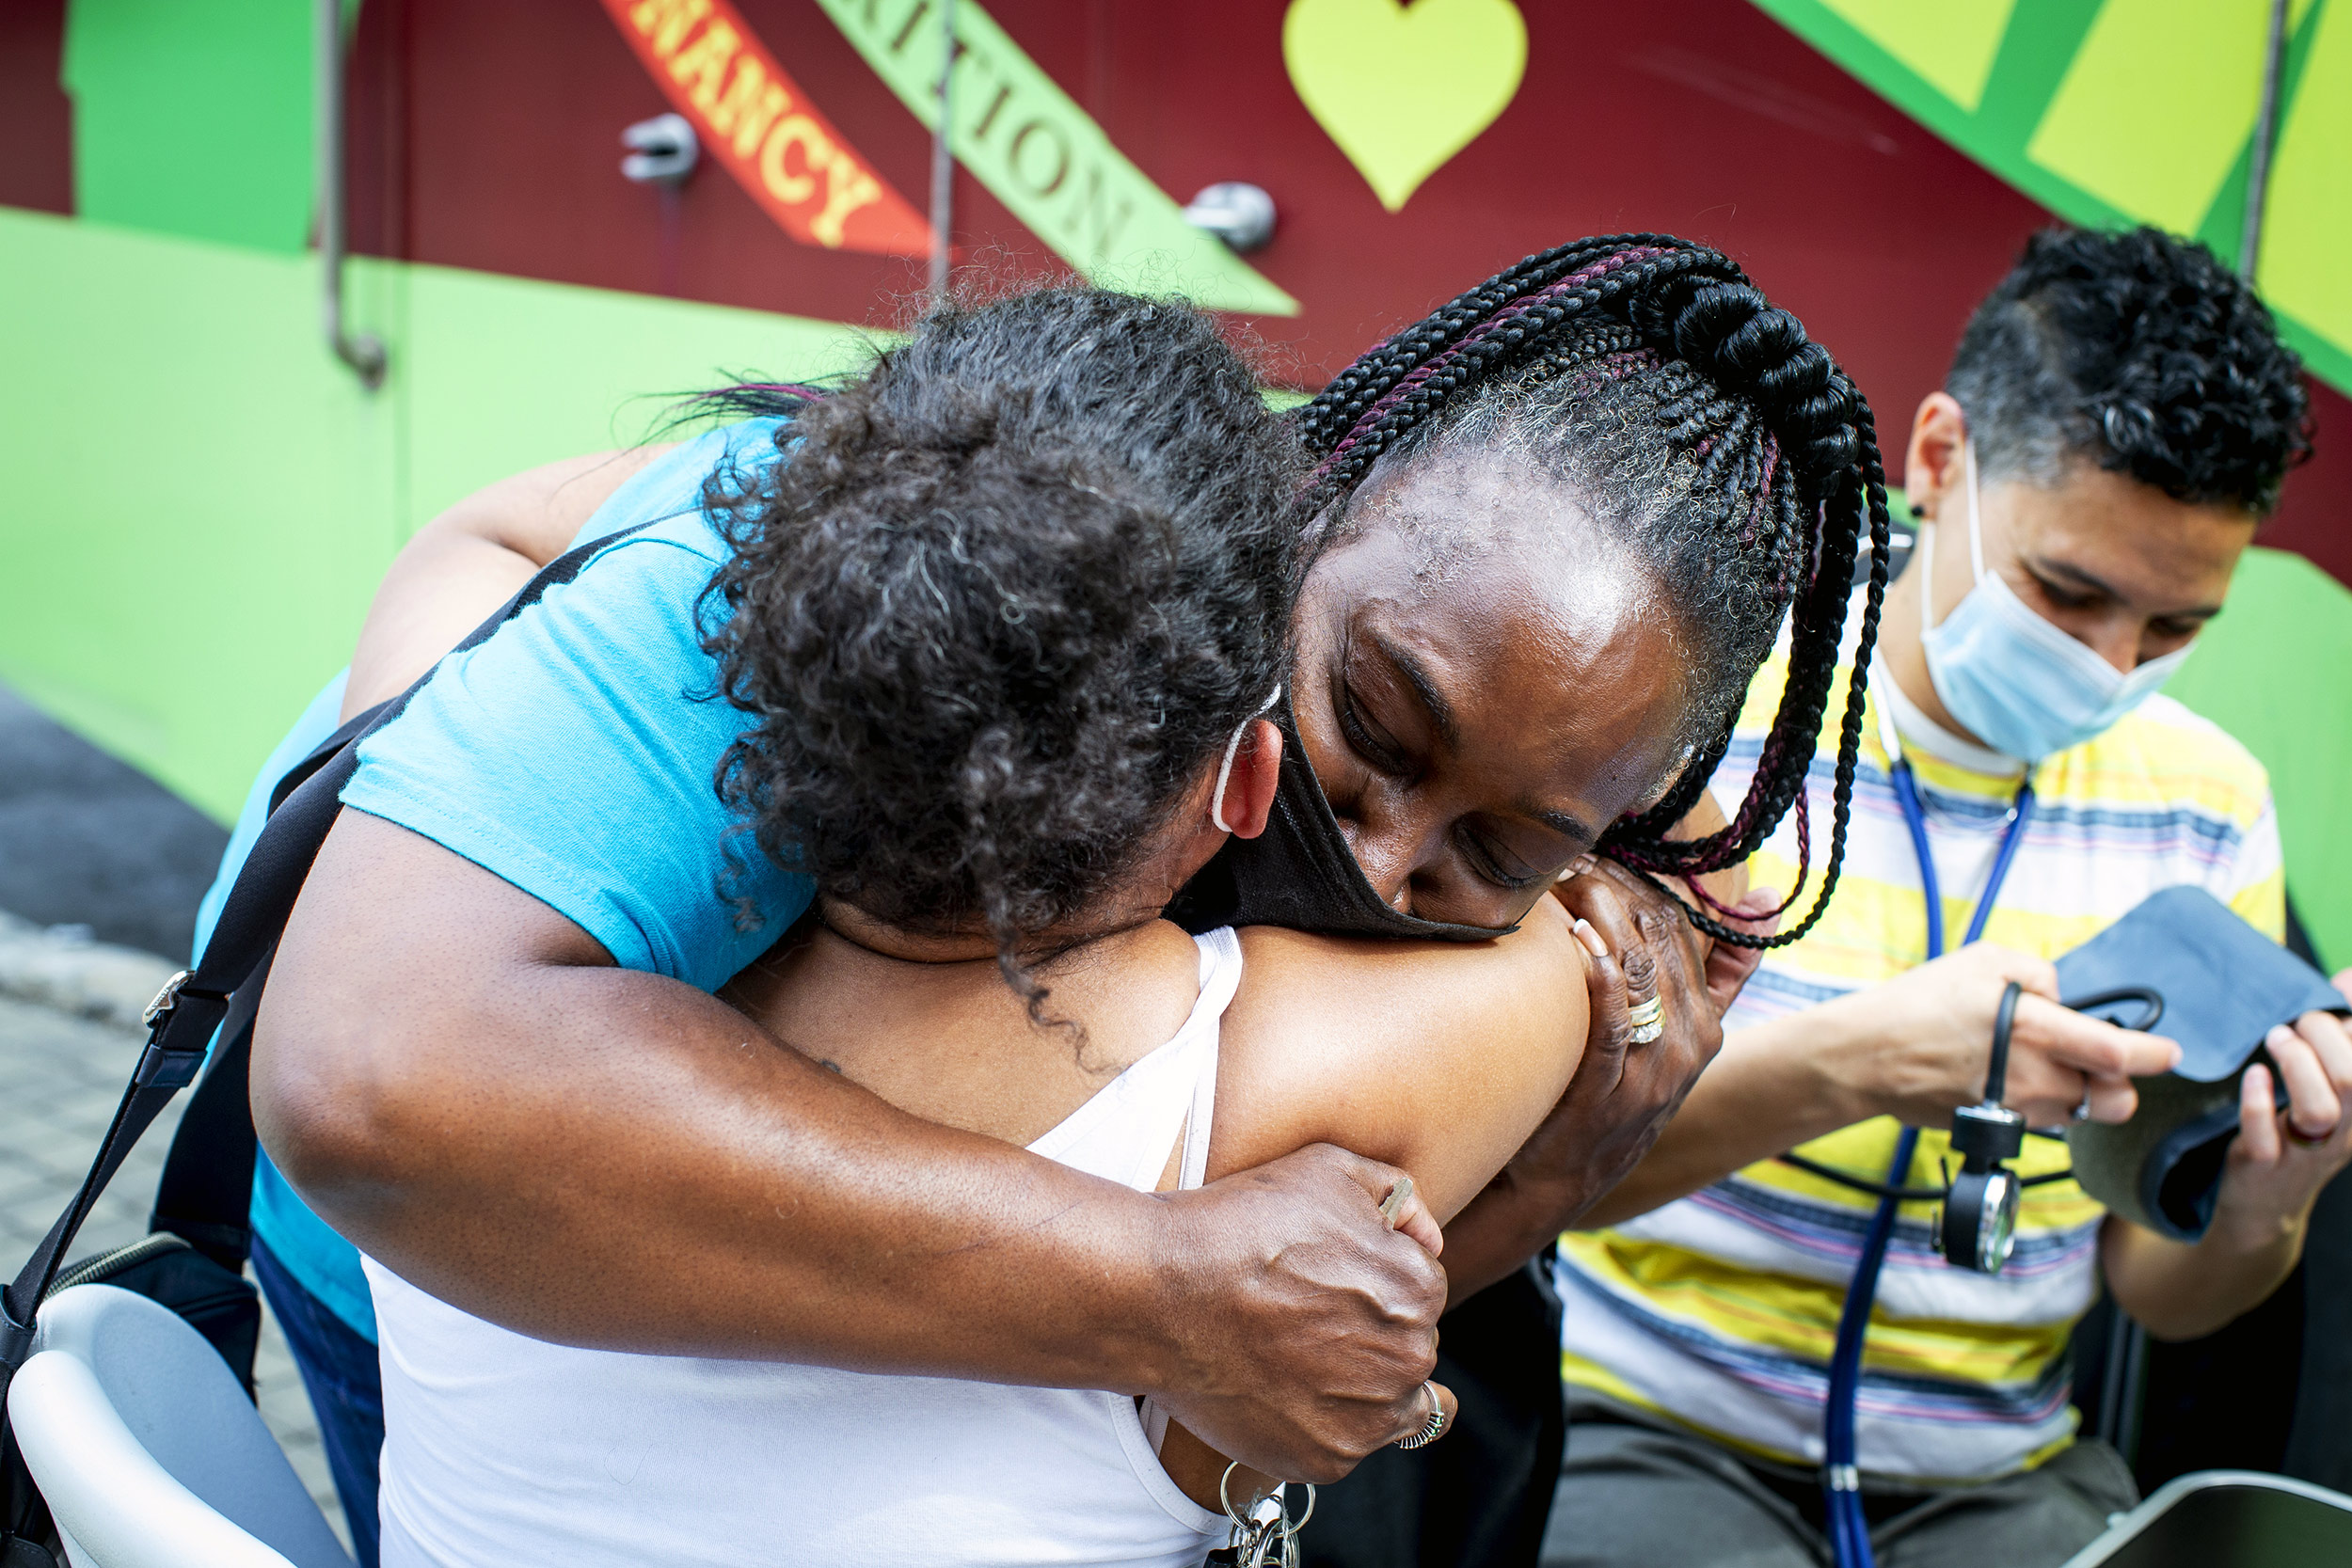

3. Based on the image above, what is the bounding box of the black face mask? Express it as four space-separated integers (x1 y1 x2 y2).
1168 692 1515 942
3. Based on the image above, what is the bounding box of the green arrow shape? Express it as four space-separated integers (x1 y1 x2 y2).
816 0 1299 317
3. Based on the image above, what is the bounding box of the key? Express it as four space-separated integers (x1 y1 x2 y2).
1208 1462 1314 1567
1205 1517 1279 1568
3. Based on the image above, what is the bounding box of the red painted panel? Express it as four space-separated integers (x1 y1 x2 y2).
0 0 75 217
2259 379 2349 582
352 0 954 326
363 1 2051 388
331 0 2352 589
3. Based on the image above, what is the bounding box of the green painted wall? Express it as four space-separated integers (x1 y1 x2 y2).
61 0 319 252
2165 546 2352 971
0 206 869 824
1752 0 2352 401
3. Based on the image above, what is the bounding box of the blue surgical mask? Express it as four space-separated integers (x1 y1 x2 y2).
1917 443 2193 761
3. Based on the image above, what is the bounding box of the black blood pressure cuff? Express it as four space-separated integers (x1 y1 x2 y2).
2059 886 2348 1242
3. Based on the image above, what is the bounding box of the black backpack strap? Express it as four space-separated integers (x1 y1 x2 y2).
148 956 272 1269
0 519 654 1378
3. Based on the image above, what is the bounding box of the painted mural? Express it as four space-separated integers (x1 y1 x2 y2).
2 0 2347 961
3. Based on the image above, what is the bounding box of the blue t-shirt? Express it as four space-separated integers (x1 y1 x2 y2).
226 420 810 1336
342 419 811 988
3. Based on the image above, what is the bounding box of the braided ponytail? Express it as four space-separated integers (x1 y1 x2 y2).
1296 236 1892 949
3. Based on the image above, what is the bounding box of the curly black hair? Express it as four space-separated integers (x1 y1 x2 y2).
1948 225 2312 514
1297 236 1890 948
698 289 1304 1006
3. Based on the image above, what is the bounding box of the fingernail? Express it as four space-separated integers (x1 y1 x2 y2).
1570 854 1597 877
1573 918 1609 958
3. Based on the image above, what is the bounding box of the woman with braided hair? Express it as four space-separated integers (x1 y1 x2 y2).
248 240 1908 1560
1191 232 1889 954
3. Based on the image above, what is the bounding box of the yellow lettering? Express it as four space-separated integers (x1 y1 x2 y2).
811 151 883 247
708 55 791 160
760 116 827 205
669 18 740 110
628 0 710 56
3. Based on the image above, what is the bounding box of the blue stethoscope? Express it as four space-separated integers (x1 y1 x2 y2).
1818 721 2034 1568
1807 706 2163 1568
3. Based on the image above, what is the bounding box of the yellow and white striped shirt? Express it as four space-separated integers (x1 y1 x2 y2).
1558 648 2283 1481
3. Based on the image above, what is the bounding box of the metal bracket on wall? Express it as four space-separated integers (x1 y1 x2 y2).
621 114 700 184
317 0 386 388
1182 183 1278 254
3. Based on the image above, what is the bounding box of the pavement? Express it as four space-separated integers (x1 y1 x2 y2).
0 681 229 960
0 983 351 1553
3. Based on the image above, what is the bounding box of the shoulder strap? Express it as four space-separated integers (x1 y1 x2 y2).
0 520 657 1375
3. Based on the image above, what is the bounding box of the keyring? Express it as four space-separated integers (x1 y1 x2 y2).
1217 1462 1316 1560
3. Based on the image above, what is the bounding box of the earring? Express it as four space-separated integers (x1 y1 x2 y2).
1908 501 1927 520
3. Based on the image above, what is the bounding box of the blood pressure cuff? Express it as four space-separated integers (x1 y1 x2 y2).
2059 886 2347 1242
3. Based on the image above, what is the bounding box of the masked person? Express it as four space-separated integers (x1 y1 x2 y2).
1544 228 2352 1568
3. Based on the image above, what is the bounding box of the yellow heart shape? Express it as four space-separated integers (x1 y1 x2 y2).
1283 0 1528 213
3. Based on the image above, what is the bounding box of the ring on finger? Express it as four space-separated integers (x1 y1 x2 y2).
2287 1121 2334 1148
1396 1382 1449 1450
1626 994 1664 1045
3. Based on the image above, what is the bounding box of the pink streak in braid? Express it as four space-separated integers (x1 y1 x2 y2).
1611 424 1803 886
734 382 830 402
1645 432 1833 897
1680 873 1752 921
1586 348 1657 383
1314 247 1670 482
1763 784 1813 917
1750 438 1779 546
1661 760 1814 923
1749 435 1798 599
1614 651 1818 892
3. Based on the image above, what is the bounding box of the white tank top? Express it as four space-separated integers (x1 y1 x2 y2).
366 927 1244 1568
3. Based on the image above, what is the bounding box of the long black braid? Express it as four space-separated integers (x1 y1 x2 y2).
1296 235 1893 949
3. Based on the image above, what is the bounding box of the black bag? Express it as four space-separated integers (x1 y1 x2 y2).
0 526 642 1564
1303 1253 1567 1568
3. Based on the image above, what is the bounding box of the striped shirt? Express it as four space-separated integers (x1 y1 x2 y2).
1558 644 2283 1481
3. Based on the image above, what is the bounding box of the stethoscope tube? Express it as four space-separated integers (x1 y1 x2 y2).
1820 760 2032 1568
